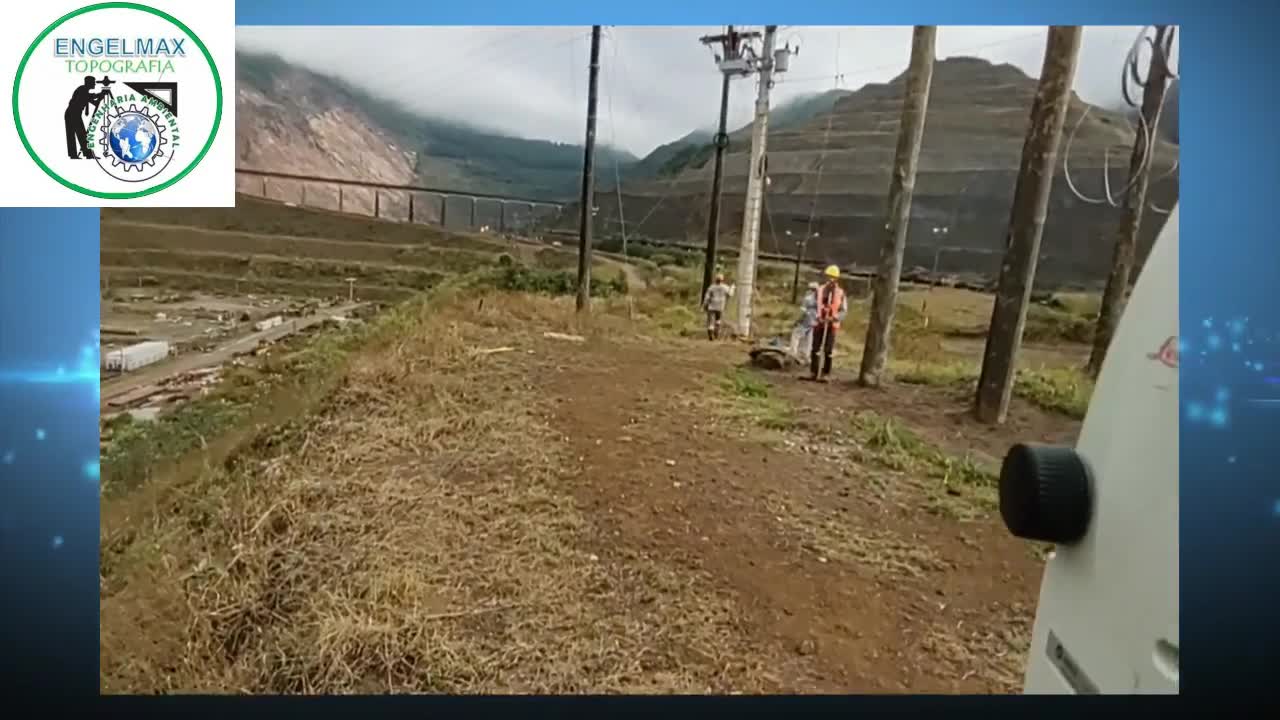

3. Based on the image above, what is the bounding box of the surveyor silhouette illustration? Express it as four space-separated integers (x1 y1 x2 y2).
64 76 112 160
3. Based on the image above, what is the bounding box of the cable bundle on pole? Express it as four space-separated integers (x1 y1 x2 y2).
1062 26 1178 215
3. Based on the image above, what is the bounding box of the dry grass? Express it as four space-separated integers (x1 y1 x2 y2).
100 264 1066 695
915 602 1033 693
768 489 954 582
100 290 792 694
703 365 998 580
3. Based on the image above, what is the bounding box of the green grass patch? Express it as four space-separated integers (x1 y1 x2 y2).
1040 292 1101 319
1024 304 1095 344
717 368 797 431
485 263 628 298
850 411 998 520
893 360 976 388
853 412 994 487
893 360 1093 420
944 303 1094 346
1012 366 1093 419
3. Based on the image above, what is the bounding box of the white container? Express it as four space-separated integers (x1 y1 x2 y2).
254 316 283 331
103 341 170 372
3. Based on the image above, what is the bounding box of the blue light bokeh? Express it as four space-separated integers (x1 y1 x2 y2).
0 208 100 694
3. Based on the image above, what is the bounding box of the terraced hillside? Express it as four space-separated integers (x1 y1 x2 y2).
562 57 1180 290
99 193 642 423
100 194 610 302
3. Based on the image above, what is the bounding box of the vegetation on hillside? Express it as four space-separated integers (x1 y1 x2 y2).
647 88 855 177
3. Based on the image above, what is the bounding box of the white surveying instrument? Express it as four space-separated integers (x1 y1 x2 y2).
999 204 1179 694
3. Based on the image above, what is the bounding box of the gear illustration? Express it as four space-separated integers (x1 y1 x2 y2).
97 104 169 173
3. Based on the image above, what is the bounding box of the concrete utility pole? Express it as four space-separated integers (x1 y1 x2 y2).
575 25 603 313
698 26 758 298
975 26 1083 424
859 25 937 388
1086 25 1175 377
732 24 779 340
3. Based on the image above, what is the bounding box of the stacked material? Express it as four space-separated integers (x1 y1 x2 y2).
103 341 171 372
255 316 284 331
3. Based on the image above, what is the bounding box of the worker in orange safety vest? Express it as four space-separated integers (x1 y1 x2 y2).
808 265 848 382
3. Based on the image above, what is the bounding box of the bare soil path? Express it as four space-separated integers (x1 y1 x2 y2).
529 332 1075 692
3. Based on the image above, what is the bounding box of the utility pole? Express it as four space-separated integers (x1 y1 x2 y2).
732 24 780 340
787 223 818 303
575 25 602 313
859 25 937 388
975 26 1083 424
1086 25 1175 377
698 26 757 298
790 232 807 303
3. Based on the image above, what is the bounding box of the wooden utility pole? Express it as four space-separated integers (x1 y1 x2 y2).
859 26 937 388
975 26 1083 424
702 71 733 296
575 26 603 313
698 26 757 298
790 231 810 304
1086 25 1175 376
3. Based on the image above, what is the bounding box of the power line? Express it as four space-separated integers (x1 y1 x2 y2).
604 28 629 253
800 30 843 243
1061 25 1178 213
625 28 1102 247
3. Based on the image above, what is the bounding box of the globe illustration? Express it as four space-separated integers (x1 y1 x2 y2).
107 112 159 164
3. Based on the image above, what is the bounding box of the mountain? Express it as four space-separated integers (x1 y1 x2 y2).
768 88 858 136
625 129 714 179
626 88 856 180
566 57 1180 290
235 51 637 201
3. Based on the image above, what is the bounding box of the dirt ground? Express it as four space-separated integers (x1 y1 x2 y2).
100 293 1080 694
533 331 1070 693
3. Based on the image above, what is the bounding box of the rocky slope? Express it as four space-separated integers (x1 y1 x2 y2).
235 51 637 201
569 57 1180 290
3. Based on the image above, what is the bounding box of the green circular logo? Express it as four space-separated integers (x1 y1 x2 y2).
11 2 223 199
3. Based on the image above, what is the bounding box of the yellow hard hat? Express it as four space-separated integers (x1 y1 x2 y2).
824 265 840 279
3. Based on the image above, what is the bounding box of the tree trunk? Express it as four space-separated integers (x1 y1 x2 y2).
1086 25 1175 377
859 26 937 387
975 26 1083 424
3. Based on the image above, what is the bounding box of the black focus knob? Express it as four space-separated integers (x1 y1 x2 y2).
999 443 1093 544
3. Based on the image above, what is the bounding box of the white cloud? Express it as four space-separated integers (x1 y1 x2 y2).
236 25 1176 157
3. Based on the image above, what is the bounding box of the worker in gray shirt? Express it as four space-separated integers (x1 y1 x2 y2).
789 281 820 359
702 273 732 341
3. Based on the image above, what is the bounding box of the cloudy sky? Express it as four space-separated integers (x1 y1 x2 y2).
236 25 1177 157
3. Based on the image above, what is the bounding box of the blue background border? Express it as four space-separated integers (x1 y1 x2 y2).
2 0 1277 701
